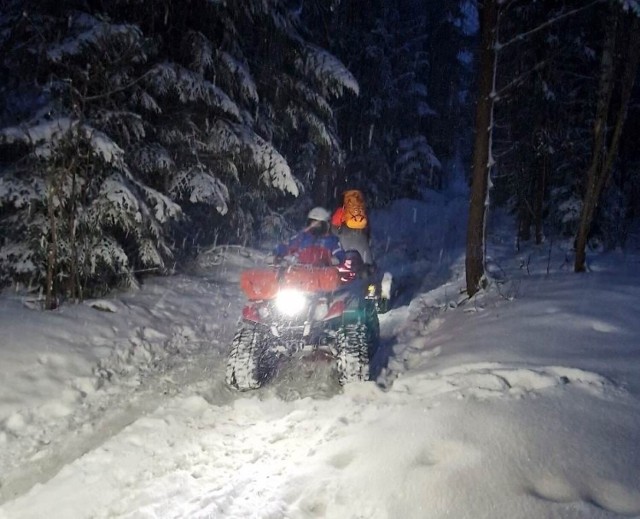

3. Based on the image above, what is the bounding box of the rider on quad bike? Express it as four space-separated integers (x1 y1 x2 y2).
225 207 380 391
274 206 345 267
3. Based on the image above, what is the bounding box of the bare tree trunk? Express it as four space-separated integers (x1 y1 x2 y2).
68 165 79 302
465 0 498 297
574 10 617 272
313 146 332 207
534 153 547 245
575 10 639 271
598 15 640 192
517 201 532 244
45 180 58 310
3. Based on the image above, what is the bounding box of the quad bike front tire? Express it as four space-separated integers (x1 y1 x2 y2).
335 322 371 385
225 325 267 390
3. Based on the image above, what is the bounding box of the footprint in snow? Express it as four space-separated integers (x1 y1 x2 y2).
528 474 640 516
397 363 618 401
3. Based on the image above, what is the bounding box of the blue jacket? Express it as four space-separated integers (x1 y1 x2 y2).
275 231 345 266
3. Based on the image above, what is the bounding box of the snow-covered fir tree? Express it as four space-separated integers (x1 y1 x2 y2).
0 0 358 305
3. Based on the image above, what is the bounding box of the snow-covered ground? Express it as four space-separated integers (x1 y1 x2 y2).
1 196 640 519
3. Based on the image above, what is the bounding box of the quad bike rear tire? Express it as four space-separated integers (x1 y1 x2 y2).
225 325 267 390
335 322 371 384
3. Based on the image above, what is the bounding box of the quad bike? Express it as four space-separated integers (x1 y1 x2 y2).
225 251 380 391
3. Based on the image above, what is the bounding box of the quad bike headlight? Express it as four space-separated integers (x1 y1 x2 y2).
274 289 308 317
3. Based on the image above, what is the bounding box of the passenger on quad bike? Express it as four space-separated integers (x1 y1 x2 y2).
331 190 391 313
225 207 380 391
331 190 374 266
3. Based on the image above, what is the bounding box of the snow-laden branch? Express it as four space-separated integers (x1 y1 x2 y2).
0 119 125 166
300 44 359 97
169 165 229 215
47 22 143 62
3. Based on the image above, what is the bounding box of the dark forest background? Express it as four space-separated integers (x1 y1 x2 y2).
1 0 638 307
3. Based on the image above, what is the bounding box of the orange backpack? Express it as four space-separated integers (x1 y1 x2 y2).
342 189 368 230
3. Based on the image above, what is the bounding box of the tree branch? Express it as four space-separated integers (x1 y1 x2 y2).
493 57 553 100
83 69 155 102
497 0 603 51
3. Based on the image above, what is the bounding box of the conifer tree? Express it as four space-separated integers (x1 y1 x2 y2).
0 0 358 303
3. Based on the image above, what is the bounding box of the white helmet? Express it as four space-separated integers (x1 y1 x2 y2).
307 206 330 222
